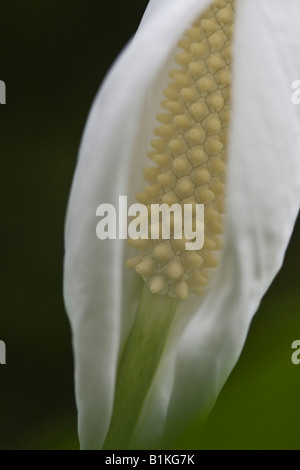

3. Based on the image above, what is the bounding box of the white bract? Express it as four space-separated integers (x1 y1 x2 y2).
64 0 300 449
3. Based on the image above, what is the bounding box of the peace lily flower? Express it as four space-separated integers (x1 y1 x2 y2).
64 0 300 450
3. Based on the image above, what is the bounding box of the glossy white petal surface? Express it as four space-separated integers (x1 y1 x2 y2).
65 0 300 449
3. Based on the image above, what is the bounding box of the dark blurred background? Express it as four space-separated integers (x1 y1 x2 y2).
0 0 299 450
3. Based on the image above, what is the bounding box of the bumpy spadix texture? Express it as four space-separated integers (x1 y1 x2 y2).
127 0 235 299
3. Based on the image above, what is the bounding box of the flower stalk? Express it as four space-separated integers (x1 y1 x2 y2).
102 284 179 449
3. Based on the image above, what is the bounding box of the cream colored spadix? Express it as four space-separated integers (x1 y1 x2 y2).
127 0 234 299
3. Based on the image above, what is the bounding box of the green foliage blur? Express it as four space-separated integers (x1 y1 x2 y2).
0 0 299 450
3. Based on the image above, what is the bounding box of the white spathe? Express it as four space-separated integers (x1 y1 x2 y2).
64 0 300 449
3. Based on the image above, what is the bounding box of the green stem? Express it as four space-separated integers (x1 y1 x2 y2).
102 284 179 450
